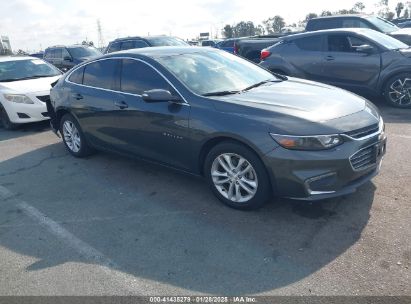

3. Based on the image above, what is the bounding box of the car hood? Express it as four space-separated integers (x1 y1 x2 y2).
212 78 379 135
392 27 411 35
0 76 61 94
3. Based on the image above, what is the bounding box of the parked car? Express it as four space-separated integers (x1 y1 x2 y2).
259 28 411 108
29 52 44 59
397 21 411 28
215 38 243 53
306 15 411 45
44 45 101 72
0 56 61 129
104 36 188 54
49 47 386 210
200 40 222 47
391 18 411 26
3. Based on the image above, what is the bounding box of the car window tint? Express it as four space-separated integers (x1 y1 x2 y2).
62 48 71 59
294 36 322 51
133 40 149 48
342 19 369 28
121 41 135 50
54 48 62 59
308 19 342 31
120 59 169 95
327 35 369 52
108 42 121 53
83 59 118 90
68 66 84 84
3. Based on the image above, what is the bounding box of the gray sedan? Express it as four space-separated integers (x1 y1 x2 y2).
260 28 411 108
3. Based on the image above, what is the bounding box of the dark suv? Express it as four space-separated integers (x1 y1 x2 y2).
104 36 188 54
306 15 411 45
44 45 101 72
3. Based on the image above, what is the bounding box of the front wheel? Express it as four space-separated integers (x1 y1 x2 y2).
204 142 271 210
60 113 95 157
0 105 18 130
383 73 411 108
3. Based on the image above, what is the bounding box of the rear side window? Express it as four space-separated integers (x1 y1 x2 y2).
120 59 169 95
83 59 119 90
121 41 135 50
294 36 323 51
54 48 62 59
307 19 342 31
68 66 84 84
342 19 370 28
107 42 121 53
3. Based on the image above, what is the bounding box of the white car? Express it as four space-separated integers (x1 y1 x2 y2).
0 56 62 130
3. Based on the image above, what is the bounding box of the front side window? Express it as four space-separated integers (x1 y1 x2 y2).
157 50 279 96
83 59 118 90
121 41 136 50
294 36 323 51
328 35 374 52
120 59 169 95
133 40 150 48
54 48 63 59
0 59 61 82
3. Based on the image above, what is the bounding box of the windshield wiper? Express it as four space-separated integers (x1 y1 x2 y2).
242 79 282 92
202 90 240 97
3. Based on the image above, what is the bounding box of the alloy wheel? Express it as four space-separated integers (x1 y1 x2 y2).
211 153 258 203
388 77 411 106
63 120 81 153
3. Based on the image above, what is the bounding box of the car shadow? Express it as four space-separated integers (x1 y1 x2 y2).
0 120 51 142
367 96 411 124
0 142 376 294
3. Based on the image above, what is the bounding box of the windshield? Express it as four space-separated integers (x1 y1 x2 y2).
67 46 101 58
146 37 188 47
366 16 399 33
0 59 61 82
365 29 408 49
157 50 279 95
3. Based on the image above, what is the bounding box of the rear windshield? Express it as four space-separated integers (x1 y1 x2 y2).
146 37 188 47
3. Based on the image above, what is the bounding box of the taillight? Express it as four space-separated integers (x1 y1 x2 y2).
260 49 271 61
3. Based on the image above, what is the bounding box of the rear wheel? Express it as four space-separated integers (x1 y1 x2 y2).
204 142 271 210
383 73 411 108
0 105 18 130
60 113 95 157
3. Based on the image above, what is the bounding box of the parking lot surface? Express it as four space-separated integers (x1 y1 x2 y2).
0 98 410 296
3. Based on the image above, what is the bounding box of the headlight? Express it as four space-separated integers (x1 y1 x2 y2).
270 133 343 151
3 94 34 104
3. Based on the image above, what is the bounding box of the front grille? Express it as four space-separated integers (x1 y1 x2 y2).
350 146 377 170
36 95 50 103
345 123 379 139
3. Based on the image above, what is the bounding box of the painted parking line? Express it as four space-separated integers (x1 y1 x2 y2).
0 185 172 295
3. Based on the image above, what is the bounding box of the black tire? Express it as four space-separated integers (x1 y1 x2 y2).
0 105 19 130
60 113 95 157
383 73 411 108
204 141 271 210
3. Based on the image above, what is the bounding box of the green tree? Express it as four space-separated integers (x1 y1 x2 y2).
353 2 365 12
305 13 318 22
320 10 333 16
396 2 405 17
403 8 410 18
222 24 233 38
263 15 286 33
233 21 257 37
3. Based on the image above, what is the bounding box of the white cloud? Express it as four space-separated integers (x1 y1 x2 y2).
1 0 395 52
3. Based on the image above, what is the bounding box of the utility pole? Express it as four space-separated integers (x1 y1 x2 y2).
97 19 105 49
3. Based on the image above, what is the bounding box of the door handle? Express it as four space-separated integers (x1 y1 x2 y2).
325 55 335 61
71 93 83 100
114 101 128 109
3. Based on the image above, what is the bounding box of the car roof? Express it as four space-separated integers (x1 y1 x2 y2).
46 45 93 49
281 28 379 40
0 56 40 62
310 14 370 20
110 36 177 43
103 46 217 59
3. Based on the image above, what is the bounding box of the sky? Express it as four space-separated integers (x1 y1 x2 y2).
0 0 400 52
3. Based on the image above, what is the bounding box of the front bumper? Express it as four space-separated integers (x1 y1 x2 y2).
1 92 50 124
263 133 387 201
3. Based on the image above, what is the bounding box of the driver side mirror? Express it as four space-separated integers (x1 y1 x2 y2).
142 89 182 102
355 44 375 54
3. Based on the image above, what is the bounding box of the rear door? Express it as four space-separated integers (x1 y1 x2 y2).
321 33 381 90
285 34 326 80
112 58 191 170
67 59 122 149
